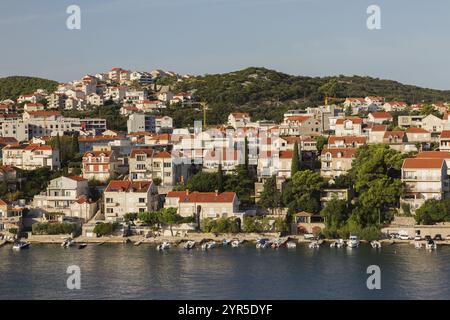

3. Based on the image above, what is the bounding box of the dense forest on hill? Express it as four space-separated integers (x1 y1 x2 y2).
0 76 58 101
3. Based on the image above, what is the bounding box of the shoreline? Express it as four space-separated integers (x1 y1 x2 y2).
10 233 450 247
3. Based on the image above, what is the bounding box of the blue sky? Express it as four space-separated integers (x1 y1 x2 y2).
1 0 450 89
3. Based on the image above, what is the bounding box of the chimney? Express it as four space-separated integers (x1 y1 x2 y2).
215 189 219 196
185 189 189 195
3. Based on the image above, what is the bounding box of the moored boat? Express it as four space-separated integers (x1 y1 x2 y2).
286 241 297 249
223 239 231 246
184 241 195 250
78 243 87 249
370 240 381 249
231 240 240 248
309 241 320 249
347 235 360 248
12 241 30 250
156 241 170 251
426 240 437 250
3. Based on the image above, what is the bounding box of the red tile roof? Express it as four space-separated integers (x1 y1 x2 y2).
370 112 392 119
402 158 444 169
335 118 363 125
321 147 357 158
105 180 152 192
26 111 61 117
440 130 450 139
383 131 406 139
328 136 366 145
66 175 87 182
285 116 311 123
406 127 429 134
416 151 450 159
166 191 236 203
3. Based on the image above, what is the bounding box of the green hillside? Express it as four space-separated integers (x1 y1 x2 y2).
0 76 58 101
174 67 450 124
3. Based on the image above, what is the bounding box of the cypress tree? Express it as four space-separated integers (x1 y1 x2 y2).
217 163 224 193
291 142 300 176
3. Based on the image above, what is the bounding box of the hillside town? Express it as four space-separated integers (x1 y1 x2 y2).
2 67 450 244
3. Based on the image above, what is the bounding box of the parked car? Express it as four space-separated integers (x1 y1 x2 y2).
414 235 422 241
304 233 315 240
424 235 432 242
446 235 450 240
389 233 399 239
399 234 410 240
434 234 443 241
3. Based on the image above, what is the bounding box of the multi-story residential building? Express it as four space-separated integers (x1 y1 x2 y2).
257 150 294 179
155 116 173 133
104 180 158 221
320 147 357 179
82 150 118 182
2 144 60 170
164 191 240 221
0 119 29 142
136 100 166 112
0 199 23 236
32 176 96 220
47 93 68 109
228 112 251 129
401 158 450 213
422 114 445 134
416 151 450 175
334 118 363 136
398 115 425 129
327 136 366 148
86 93 104 106
127 113 156 133
366 124 387 144
125 90 148 103
128 148 174 187
203 148 241 174
130 71 153 85
103 86 127 102
24 103 45 112
279 115 321 136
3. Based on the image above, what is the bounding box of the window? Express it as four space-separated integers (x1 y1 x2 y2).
138 198 145 203
139 208 145 213
106 198 113 203
106 208 113 213
164 163 171 168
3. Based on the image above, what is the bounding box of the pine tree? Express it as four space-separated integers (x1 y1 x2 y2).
291 142 300 176
71 135 79 156
258 175 281 214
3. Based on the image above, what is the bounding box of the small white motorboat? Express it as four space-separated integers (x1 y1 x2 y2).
12 241 30 250
256 238 270 249
309 241 320 249
223 239 231 246
231 240 240 248
184 241 195 250
347 235 360 248
61 239 74 248
415 242 422 249
426 240 437 250
370 240 381 249
78 243 87 249
286 241 297 249
156 241 170 251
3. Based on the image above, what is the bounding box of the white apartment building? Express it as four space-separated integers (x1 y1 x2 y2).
128 148 174 187
2 144 60 170
401 158 450 213
104 180 158 221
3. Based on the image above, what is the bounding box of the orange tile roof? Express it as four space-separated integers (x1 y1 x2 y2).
370 112 392 119
440 130 450 139
105 180 152 192
335 118 363 125
166 191 236 203
321 147 357 158
416 151 450 159
406 127 429 133
403 158 444 169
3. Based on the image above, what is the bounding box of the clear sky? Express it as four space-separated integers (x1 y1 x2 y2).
1 0 450 89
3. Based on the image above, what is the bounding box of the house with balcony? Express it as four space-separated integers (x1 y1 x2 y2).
228 112 251 129
0 199 24 236
334 118 363 136
439 130 450 151
401 158 450 213
104 180 158 221
82 150 118 182
32 176 96 220
128 148 175 187
320 147 357 179
2 143 60 170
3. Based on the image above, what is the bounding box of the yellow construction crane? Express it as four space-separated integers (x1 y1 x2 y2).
325 96 345 105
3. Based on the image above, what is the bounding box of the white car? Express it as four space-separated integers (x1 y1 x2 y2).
399 234 410 240
304 233 315 240
414 235 422 241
